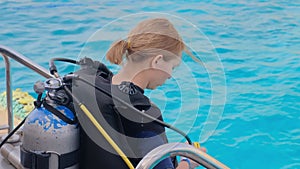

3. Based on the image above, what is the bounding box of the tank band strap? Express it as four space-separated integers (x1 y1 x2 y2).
21 146 79 169
59 148 80 169
21 146 50 169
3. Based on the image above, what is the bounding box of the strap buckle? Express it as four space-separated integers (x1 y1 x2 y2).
46 151 62 169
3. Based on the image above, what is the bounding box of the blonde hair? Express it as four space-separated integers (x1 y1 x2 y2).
106 18 196 65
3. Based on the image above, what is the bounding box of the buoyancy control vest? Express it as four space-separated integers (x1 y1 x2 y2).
72 61 172 168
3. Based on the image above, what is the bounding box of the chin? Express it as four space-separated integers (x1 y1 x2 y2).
146 85 158 90
148 86 156 90
153 84 162 89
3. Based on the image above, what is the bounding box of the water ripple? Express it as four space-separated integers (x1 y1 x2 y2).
0 1 299 169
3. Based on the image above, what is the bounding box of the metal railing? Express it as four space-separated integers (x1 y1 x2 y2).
0 45 52 132
136 143 230 169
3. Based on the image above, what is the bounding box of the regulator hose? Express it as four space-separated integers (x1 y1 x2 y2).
0 116 26 149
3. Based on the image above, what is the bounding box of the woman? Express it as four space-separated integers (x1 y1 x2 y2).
80 18 201 169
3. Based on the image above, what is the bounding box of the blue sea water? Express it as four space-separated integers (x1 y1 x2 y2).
0 1 299 169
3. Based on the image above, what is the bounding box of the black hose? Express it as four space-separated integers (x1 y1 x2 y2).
49 58 78 75
50 58 78 65
0 116 27 149
77 76 193 145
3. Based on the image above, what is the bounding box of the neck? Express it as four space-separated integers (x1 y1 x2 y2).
112 62 149 89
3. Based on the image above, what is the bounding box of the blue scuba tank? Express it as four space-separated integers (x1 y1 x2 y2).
21 79 79 169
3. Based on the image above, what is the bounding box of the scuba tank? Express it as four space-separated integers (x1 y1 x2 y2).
20 57 111 169
21 78 79 169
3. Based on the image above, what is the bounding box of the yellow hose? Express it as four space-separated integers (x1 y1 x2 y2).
79 104 135 169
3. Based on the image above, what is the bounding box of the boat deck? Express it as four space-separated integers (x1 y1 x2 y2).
0 160 10 169
0 154 16 169
0 137 17 169
0 107 20 169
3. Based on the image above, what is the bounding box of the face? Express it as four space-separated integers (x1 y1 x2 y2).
146 55 181 89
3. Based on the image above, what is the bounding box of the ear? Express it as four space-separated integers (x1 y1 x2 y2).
150 55 163 68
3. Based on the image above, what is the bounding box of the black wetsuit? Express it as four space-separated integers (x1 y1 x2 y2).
73 65 175 169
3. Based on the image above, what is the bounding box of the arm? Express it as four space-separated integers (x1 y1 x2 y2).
132 103 192 169
176 161 190 169
135 131 194 169
136 131 175 169
177 146 207 169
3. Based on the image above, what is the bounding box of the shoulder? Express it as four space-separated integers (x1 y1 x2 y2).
113 81 151 111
